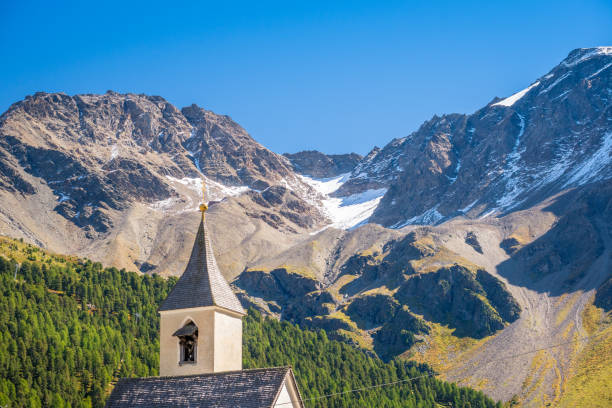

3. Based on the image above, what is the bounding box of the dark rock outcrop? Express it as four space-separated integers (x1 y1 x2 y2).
234 267 320 300
234 267 338 327
306 315 354 332
244 186 325 231
338 232 432 295
345 294 399 329
284 150 362 178
594 277 612 311
500 237 521 255
284 290 336 322
373 306 430 361
475 270 521 322
465 231 483 254
395 265 520 338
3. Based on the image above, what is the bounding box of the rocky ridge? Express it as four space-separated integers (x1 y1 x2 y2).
0 91 325 274
321 47 612 228
235 183 612 404
283 150 362 178
0 47 611 406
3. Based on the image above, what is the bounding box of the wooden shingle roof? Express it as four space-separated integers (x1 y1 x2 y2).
105 367 301 408
159 217 245 314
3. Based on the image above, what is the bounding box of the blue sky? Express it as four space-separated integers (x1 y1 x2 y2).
1 1 611 155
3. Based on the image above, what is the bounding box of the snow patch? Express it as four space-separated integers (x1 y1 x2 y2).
323 189 387 230
459 200 478 213
551 89 571 102
186 150 203 173
539 72 572 94
301 173 350 195
563 132 612 187
587 62 612 80
479 208 498 219
496 113 527 209
446 159 461 184
391 205 444 228
167 176 250 202
149 197 180 211
467 127 475 144
563 47 612 68
492 81 540 107
299 174 386 230
149 176 250 213
110 144 119 161
57 193 70 203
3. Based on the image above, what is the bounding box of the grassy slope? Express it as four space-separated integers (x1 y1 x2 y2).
557 304 612 407
6 234 609 407
0 236 501 408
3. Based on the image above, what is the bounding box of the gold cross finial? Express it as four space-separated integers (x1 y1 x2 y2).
199 179 208 216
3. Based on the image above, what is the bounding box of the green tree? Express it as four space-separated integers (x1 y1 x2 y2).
0 242 501 408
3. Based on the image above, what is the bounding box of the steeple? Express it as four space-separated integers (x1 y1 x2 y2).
110 179 306 408
158 180 245 376
158 217 245 314
159 181 244 315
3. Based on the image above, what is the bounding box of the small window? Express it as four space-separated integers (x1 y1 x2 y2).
173 321 198 364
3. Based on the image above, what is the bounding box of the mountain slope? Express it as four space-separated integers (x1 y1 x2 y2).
0 238 501 408
283 150 362 178
1 47 612 407
236 180 612 405
0 91 325 276
321 47 612 228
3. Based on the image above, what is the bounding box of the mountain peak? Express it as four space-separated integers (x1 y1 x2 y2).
562 46 612 67
284 150 362 178
325 46 612 227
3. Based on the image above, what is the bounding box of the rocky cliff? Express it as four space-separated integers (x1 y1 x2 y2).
323 47 612 229
283 150 362 178
0 91 324 276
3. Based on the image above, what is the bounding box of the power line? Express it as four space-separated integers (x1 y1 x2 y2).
478 332 604 366
282 373 435 406
275 331 608 406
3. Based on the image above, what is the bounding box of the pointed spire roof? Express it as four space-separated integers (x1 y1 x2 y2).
159 215 245 315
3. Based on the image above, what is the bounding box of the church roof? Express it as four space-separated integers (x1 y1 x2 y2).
159 216 245 314
105 367 302 408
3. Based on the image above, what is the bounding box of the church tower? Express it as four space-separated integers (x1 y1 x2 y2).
158 191 246 377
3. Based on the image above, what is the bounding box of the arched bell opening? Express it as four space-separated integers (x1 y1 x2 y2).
172 321 198 364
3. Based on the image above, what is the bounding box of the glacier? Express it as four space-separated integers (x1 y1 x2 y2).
299 173 387 230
